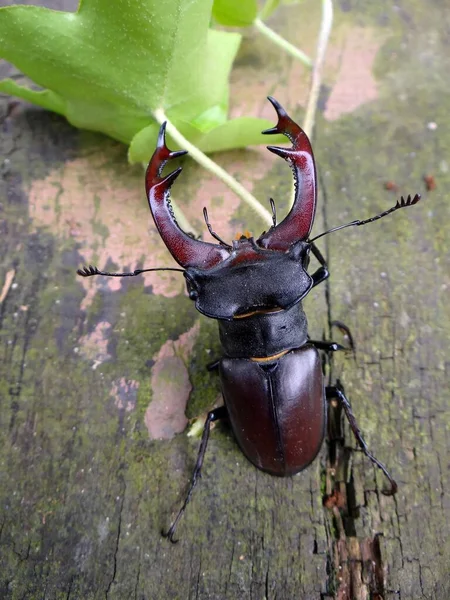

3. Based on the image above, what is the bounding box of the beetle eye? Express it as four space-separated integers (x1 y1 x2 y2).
185 277 198 301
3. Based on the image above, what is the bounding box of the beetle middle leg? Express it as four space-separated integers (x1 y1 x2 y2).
163 405 227 543
309 320 355 355
308 340 347 352
326 380 397 495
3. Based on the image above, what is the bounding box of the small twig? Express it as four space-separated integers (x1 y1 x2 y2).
153 109 273 227
253 18 313 68
0 269 15 305
302 0 333 138
288 0 333 207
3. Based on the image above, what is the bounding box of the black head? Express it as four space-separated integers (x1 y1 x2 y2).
184 239 312 320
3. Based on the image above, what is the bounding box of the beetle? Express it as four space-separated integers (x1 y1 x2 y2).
78 97 421 542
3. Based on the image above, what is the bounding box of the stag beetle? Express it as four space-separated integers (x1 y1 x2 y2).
78 97 421 542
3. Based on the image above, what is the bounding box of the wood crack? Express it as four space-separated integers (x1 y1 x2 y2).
104 480 126 599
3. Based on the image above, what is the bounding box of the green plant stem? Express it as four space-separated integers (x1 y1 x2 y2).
168 200 198 237
253 18 313 68
153 108 273 227
302 0 333 138
286 0 333 208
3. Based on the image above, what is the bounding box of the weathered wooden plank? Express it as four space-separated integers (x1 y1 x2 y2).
1 1 449 599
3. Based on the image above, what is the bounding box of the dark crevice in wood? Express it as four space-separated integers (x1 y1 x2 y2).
104 479 126 599
319 170 390 600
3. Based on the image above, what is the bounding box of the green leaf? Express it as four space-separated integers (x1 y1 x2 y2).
129 116 284 162
212 0 258 27
0 0 250 148
0 78 66 116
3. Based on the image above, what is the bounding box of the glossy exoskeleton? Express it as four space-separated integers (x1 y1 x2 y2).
78 97 421 542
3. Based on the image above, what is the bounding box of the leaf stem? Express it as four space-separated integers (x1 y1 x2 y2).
153 108 273 226
285 0 333 208
302 0 333 138
168 200 199 237
253 18 313 68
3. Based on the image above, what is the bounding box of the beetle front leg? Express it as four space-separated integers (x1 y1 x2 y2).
162 405 228 543
326 380 398 495
310 242 329 288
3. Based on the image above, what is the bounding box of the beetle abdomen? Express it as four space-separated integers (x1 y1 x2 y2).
219 345 325 476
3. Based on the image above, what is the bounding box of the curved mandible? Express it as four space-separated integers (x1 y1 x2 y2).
145 123 230 269
257 97 317 250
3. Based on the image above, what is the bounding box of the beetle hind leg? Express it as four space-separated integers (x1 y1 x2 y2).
162 405 228 543
326 380 398 496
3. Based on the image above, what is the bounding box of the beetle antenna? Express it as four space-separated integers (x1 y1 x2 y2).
202 207 232 248
77 265 184 277
309 194 421 243
269 198 277 227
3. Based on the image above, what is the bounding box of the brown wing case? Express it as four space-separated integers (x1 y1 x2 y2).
220 346 325 476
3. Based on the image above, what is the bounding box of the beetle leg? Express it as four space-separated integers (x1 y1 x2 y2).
326 381 398 495
162 405 228 543
308 340 347 352
330 320 355 354
309 242 329 288
309 323 354 354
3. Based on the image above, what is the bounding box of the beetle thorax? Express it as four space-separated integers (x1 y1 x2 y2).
218 302 309 359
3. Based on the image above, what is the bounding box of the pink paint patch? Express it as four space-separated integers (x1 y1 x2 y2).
27 149 183 309
145 322 200 440
78 320 112 368
111 377 139 412
324 28 384 121
145 356 191 440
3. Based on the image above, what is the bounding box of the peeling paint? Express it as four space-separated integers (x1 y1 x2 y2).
28 152 183 308
111 377 139 412
78 320 112 367
145 322 200 439
324 27 385 121
145 355 191 439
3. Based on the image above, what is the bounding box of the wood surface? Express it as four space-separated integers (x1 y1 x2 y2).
1 1 449 598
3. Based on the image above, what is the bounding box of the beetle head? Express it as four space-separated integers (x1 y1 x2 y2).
183 239 312 319
145 98 317 320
